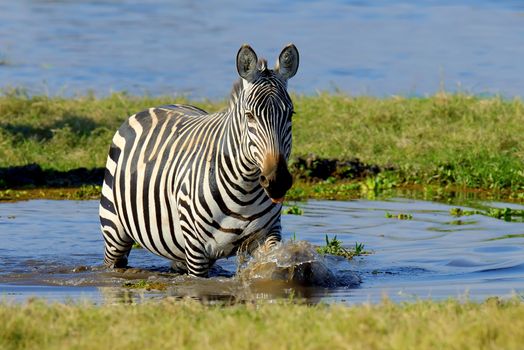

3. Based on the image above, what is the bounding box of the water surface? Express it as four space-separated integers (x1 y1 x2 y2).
1 1 524 98
1 198 523 304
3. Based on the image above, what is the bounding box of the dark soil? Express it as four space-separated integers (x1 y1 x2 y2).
0 155 385 189
0 164 105 188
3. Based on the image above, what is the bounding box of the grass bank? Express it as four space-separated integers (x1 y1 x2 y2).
0 90 523 196
1 298 523 350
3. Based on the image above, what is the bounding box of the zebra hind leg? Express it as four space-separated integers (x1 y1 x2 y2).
170 259 189 274
102 230 133 268
101 224 134 268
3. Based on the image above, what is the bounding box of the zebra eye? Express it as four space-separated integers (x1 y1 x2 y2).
245 111 256 122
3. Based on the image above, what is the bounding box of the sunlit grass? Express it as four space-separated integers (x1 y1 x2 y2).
1 90 523 190
1 298 524 350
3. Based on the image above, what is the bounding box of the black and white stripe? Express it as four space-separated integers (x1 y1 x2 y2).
99 44 299 276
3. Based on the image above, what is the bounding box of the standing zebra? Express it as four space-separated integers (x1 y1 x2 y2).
99 44 299 277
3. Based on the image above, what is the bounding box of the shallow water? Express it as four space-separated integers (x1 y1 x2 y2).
1 1 524 98
1 198 523 304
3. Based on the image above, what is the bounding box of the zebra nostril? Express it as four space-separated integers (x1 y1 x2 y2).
259 175 269 188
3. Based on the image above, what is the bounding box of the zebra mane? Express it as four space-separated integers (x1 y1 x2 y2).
228 58 273 109
228 79 244 109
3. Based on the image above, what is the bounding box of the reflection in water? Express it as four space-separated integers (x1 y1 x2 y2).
1 198 524 304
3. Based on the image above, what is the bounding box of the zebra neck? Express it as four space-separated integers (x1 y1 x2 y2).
218 108 260 190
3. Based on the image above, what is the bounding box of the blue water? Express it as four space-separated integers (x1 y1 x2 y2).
1 1 524 98
1 199 523 304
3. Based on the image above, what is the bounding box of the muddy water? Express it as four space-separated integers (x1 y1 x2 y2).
1 198 523 304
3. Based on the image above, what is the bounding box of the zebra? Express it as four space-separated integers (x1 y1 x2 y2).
99 44 299 277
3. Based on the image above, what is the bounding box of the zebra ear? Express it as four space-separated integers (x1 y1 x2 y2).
276 44 299 80
236 44 259 83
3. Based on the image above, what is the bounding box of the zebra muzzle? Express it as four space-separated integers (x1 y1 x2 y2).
260 155 293 203
271 197 285 204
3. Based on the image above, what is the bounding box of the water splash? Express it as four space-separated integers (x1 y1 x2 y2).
238 240 341 287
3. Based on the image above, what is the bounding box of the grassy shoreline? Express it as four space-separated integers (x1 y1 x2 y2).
1 91 523 200
1 298 524 350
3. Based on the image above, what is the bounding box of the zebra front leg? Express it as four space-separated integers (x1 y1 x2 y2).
261 218 283 252
184 235 212 277
247 230 282 258
265 230 282 248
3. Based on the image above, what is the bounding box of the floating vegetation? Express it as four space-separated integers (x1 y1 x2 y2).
316 235 368 260
450 207 524 222
485 207 524 222
0 187 103 202
449 207 480 217
0 189 28 201
361 174 397 198
486 234 524 241
122 279 167 291
385 212 413 220
283 205 304 215
70 185 101 200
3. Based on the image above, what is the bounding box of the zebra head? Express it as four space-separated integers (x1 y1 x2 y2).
236 44 299 203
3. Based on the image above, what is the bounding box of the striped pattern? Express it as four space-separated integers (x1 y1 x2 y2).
99 45 298 276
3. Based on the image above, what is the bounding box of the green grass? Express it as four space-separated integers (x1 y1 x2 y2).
0 186 101 201
0 90 225 171
1 298 524 350
1 91 523 193
294 92 524 190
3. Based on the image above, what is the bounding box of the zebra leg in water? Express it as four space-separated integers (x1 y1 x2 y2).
257 217 284 254
183 232 216 277
99 146 134 268
243 220 283 257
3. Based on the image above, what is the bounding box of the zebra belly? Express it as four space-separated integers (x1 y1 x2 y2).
116 162 186 262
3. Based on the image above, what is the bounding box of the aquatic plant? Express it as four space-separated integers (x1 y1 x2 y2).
450 207 524 222
385 212 413 220
485 207 524 222
353 242 365 256
283 205 304 215
70 185 101 200
316 235 368 260
122 279 167 291
361 174 397 198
